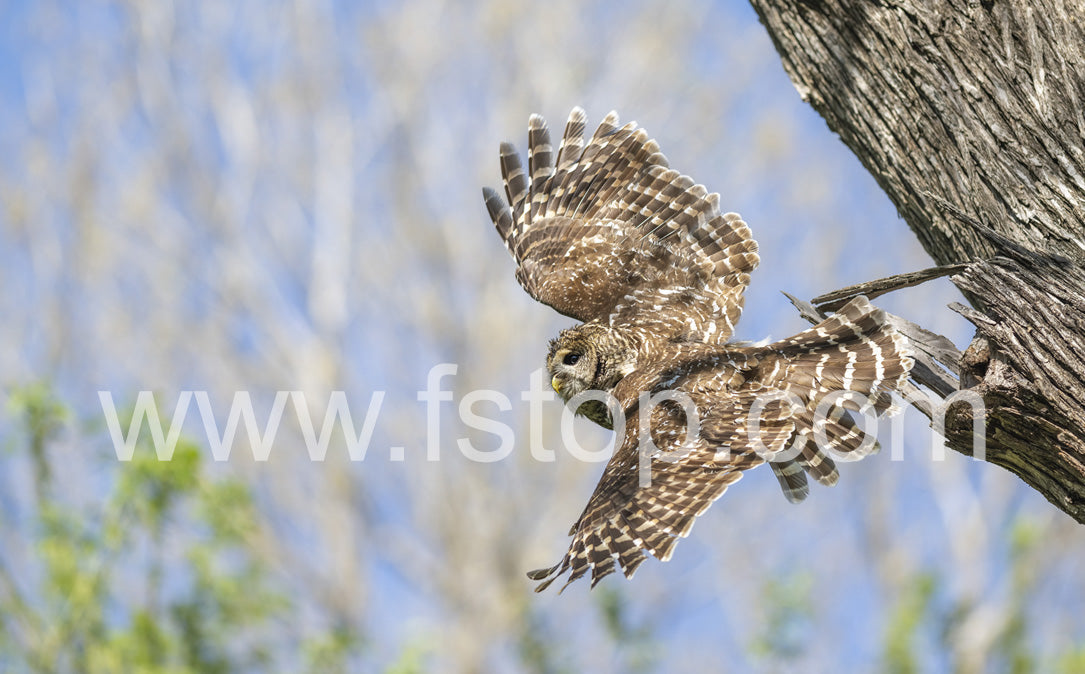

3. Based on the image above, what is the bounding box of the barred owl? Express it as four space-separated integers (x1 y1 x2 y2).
483 108 913 592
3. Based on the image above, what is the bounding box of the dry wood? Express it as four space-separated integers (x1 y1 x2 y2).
811 264 969 311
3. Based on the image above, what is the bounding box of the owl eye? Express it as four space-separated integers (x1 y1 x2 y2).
563 352 581 366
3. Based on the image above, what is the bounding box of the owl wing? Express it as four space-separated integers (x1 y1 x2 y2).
527 296 914 592
526 360 777 592
483 108 759 346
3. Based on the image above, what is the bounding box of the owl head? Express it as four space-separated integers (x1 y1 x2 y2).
546 323 637 403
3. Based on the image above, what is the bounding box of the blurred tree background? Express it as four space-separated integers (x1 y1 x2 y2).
1 1 1083 672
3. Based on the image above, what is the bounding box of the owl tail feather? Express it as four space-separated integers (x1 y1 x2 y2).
772 295 914 411
766 295 914 499
770 460 809 503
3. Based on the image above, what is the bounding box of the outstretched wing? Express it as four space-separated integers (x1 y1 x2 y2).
483 108 759 347
527 367 775 592
528 296 914 591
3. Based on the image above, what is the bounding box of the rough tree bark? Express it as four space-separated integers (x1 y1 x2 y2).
750 0 1085 522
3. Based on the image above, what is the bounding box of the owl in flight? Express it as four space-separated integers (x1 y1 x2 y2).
483 108 913 592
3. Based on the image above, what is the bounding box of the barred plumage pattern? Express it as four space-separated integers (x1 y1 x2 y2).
483 109 914 591
484 108 759 354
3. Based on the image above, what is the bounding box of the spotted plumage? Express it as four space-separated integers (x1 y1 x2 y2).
483 108 914 592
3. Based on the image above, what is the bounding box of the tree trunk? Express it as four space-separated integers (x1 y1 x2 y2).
750 0 1085 522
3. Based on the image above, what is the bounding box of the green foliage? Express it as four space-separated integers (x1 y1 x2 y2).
0 385 356 673
880 521 1083 674
882 572 937 674
8 382 69 445
995 518 1042 674
304 625 366 674
750 571 815 664
1055 647 1085 674
594 586 659 674
7 381 69 501
515 607 566 674
384 637 432 674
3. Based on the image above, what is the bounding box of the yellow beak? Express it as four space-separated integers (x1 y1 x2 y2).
551 376 562 394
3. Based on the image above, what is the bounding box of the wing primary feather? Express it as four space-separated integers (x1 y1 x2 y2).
499 141 528 222
555 107 588 171
482 187 513 245
591 110 621 140
527 115 554 221
563 128 647 219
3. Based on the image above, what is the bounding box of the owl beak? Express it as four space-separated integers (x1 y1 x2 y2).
551 376 562 394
